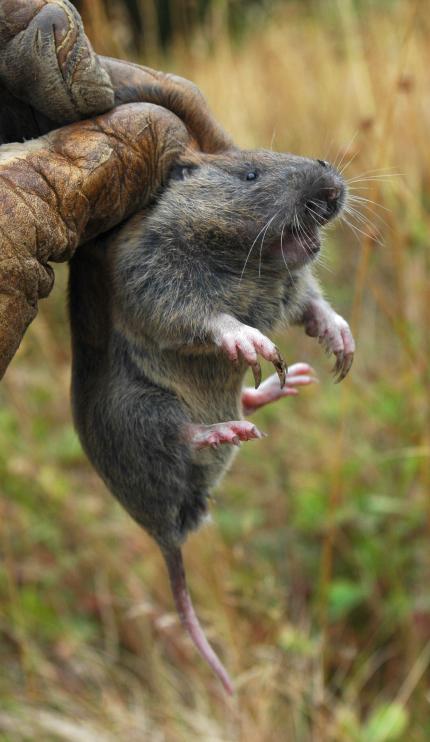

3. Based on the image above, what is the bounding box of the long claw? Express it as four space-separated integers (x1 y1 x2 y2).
332 351 354 383
252 362 262 389
335 352 354 383
344 352 354 376
274 347 287 388
331 352 343 382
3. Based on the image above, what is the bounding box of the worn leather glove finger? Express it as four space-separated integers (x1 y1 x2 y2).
101 56 233 153
0 0 232 152
0 0 115 142
0 0 232 378
0 102 191 378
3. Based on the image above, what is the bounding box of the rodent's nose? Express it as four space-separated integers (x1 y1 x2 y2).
305 181 344 223
320 184 342 217
326 187 341 202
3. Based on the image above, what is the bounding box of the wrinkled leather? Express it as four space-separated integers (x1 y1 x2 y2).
0 0 115 141
100 56 233 153
0 0 232 378
0 103 190 378
0 0 232 151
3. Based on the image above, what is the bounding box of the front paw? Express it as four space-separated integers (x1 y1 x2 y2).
212 316 287 389
305 310 355 383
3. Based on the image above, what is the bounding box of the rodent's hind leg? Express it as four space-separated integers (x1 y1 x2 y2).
242 363 318 415
186 420 266 449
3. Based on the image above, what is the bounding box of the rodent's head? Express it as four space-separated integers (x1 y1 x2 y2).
148 147 346 273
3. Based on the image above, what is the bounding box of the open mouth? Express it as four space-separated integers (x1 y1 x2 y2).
270 224 321 258
291 224 321 253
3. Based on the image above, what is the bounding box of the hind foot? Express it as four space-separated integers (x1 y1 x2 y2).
186 421 266 450
242 363 318 415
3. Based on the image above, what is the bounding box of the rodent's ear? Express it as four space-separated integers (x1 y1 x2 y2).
169 164 198 181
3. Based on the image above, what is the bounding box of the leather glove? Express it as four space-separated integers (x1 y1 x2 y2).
0 0 232 378
0 0 232 151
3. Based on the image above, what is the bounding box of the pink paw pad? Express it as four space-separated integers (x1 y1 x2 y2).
242 363 318 414
187 421 266 450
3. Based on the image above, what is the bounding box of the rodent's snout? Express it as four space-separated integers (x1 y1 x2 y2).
273 158 346 267
304 184 342 223
301 161 345 226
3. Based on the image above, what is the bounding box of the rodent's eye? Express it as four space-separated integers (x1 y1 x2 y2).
245 170 258 181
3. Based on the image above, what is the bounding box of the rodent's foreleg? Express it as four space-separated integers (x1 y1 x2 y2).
241 363 318 415
185 420 265 449
115 251 287 390
209 313 287 389
301 298 355 382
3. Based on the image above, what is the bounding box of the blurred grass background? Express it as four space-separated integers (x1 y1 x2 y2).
1 0 429 739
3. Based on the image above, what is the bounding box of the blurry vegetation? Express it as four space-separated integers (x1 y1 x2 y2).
72 0 404 57
72 0 305 54
1 0 430 740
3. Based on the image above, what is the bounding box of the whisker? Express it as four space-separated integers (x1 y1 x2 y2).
347 185 394 191
258 214 277 278
348 193 392 214
340 213 384 246
239 214 275 283
344 202 384 232
301 219 320 252
303 202 323 222
280 217 294 283
330 140 345 174
269 128 277 151
294 211 314 259
334 131 358 172
343 203 378 229
345 174 400 185
346 199 391 231
346 166 399 177
339 149 360 177
293 212 305 254
314 245 334 274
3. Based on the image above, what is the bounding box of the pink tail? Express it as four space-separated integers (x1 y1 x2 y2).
163 547 234 695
